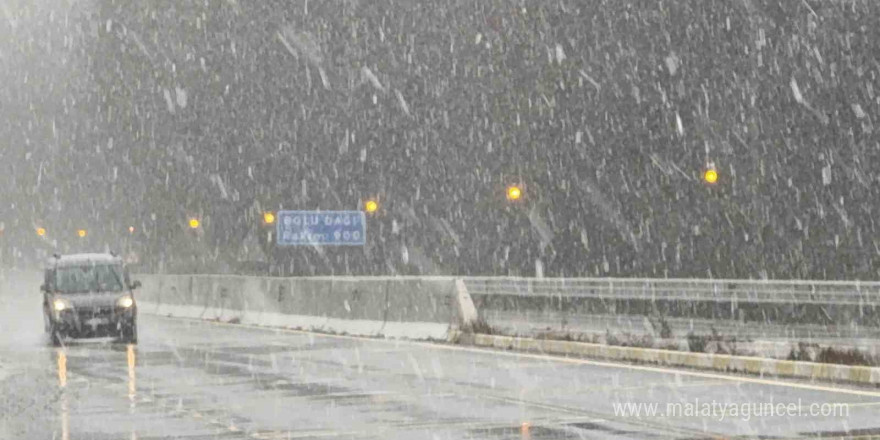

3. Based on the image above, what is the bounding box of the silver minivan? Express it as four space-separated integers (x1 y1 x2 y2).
41 253 140 345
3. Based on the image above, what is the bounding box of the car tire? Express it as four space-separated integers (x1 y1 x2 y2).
121 321 138 344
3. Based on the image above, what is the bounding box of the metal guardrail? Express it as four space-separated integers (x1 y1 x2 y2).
462 277 880 306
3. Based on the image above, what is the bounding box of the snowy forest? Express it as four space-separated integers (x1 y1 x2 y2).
2 0 879 279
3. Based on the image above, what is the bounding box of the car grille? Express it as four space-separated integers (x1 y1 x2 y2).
78 306 113 320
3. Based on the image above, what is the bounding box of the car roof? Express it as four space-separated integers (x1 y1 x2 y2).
49 253 123 268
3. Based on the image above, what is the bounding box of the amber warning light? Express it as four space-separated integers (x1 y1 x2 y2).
364 200 379 213
507 185 522 201
704 168 719 184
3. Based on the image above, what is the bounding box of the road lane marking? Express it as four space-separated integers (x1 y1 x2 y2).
573 379 730 394
841 401 880 408
423 340 880 398
149 315 880 399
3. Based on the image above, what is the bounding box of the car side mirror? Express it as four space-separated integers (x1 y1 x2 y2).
130 280 142 290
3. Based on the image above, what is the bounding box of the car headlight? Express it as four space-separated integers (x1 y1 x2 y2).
117 295 134 309
53 298 70 312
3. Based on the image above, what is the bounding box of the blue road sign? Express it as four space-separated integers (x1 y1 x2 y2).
276 210 366 246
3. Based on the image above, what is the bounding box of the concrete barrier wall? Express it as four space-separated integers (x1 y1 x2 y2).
134 274 460 339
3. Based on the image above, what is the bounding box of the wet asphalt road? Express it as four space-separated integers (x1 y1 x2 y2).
3 274 880 439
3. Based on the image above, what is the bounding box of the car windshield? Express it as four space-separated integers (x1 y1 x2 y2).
54 264 125 293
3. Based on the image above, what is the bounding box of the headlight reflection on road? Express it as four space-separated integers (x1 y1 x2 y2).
56 349 69 440
61 394 69 440
127 344 138 440
56 349 67 388
127 344 137 404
